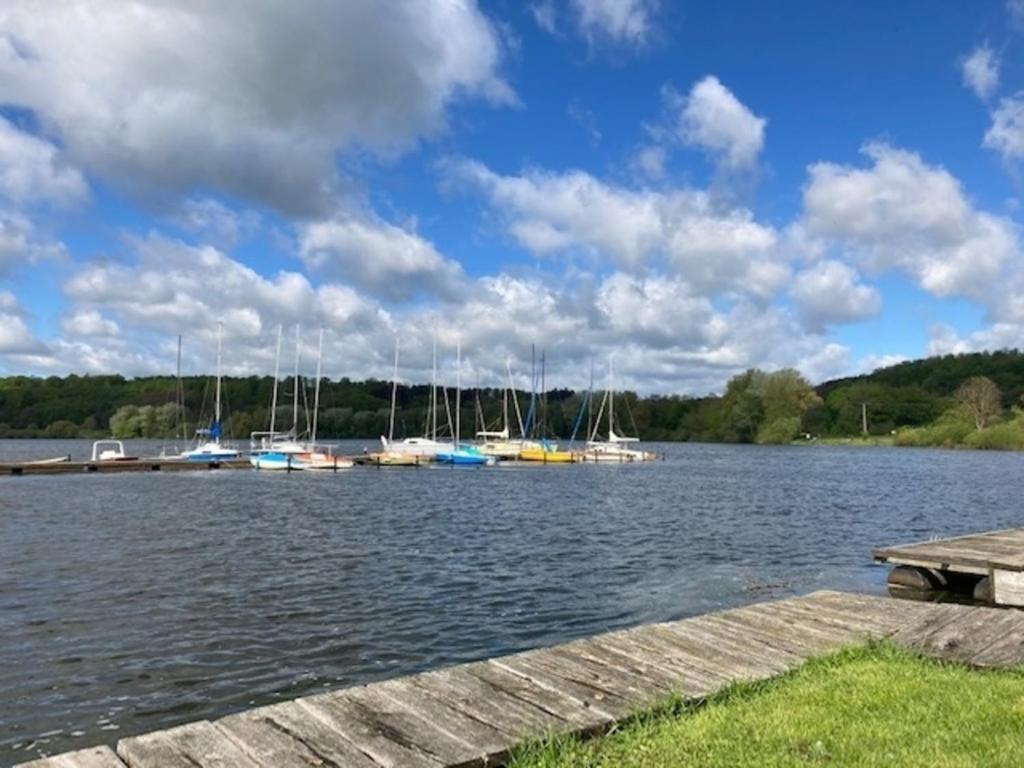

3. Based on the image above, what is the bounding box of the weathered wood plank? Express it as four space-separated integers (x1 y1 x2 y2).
374 676 512 759
665 616 805 670
15 746 127 768
296 692 445 768
409 665 567 738
968 612 1024 667
644 623 783 681
215 700 381 768
494 652 640 716
117 721 266 768
600 626 744 689
993 569 1024 606
900 607 1024 664
587 631 725 696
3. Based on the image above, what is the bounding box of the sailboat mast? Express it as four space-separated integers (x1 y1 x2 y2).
311 328 324 446
455 342 462 445
176 334 185 442
608 354 614 439
540 350 546 439
388 336 399 443
292 324 301 436
587 355 594 443
269 325 282 435
431 330 437 441
506 358 526 438
214 321 223 441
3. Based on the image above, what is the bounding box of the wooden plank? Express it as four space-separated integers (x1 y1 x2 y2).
15 746 127 768
588 632 727 696
373 677 512 759
215 700 380 768
409 665 567 738
968 612 1024 667
887 603 979 647
899 607 1024 665
493 652 640 716
664 616 805 671
117 721 266 768
469 658 622 730
993 569 1024 605
600 626 745 688
296 693 444 768
739 600 882 642
703 608 847 656
644 623 783 681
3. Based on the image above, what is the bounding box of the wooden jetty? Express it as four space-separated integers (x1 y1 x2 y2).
874 527 1024 606
0 458 253 476
17 589 1024 768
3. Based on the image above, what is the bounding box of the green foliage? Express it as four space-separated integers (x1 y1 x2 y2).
757 416 802 445
510 642 1024 768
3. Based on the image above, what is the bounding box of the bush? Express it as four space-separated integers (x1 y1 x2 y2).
756 416 802 445
963 420 1024 450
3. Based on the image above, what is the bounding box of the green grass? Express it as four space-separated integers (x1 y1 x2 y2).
508 643 1024 768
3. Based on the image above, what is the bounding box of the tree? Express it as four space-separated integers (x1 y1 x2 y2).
956 376 1002 431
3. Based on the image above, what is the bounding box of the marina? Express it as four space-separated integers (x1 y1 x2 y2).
16 589 1024 768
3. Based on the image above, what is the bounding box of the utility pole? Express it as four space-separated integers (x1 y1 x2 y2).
861 402 868 436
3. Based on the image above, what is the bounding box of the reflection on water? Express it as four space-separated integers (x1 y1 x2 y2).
2 439 1023 764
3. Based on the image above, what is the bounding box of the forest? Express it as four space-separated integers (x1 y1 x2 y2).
1 350 1023 445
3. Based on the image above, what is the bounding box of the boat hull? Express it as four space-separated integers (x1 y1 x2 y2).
518 448 576 463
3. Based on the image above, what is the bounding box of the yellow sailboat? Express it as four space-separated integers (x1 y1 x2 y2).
518 443 577 463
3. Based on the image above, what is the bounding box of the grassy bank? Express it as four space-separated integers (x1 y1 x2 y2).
509 643 1024 768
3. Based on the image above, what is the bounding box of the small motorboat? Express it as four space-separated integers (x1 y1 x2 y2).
90 440 136 462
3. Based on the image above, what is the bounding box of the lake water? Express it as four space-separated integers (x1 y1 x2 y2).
2 439 1023 764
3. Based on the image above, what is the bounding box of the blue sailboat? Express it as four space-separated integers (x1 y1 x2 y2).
180 322 240 462
436 342 495 466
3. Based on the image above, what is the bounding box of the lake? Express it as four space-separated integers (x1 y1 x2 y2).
2 439 1022 765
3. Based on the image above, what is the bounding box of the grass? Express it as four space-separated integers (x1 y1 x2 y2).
507 643 1024 768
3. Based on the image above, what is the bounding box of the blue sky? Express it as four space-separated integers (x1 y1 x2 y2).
0 0 1022 394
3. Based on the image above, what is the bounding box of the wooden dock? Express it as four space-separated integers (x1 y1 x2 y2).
17 589 1024 768
0 458 253 476
874 527 1024 606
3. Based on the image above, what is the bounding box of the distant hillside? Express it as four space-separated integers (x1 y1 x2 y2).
0 350 1020 441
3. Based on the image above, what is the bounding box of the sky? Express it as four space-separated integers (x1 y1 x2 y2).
0 0 1023 395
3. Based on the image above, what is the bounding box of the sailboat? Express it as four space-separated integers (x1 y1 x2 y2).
180 322 240 462
295 328 353 470
517 348 576 463
250 325 309 470
379 332 454 458
581 356 657 463
477 358 537 459
368 336 426 466
436 343 495 466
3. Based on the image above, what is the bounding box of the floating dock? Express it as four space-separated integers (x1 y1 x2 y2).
874 527 1024 606
17 589 1024 768
0 458 253 476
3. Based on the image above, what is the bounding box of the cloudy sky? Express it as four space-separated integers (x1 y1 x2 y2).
0 1 1022 394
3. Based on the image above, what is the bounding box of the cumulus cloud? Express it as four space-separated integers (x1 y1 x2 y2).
790 260 882 331
632 145 667 180
0 291 45 355
0 1 513 215
0 210 66 273
961 45 999 101
676 76 766 171
570 0 659 46
299 215 468 302
802 143 1019 302
172 197 260 249
447 158 782 295
0 117 88 208
61 309 120 338
530 1 558 34
984 94 1024 163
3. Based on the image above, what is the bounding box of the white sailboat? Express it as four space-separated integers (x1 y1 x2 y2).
296 328 353 470
180 322 240 462
378 333 453 459
250 325 308 469
581 356 657 463
477 358 536 458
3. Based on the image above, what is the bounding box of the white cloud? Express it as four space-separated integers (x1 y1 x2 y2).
0 1 513 215
961 45 999 101
530 1 558 34
790 260 882 331
0 291 45 355
448 158 782 295
0 210 66 273
632 145 667 180
595 273 715 349
984 94 1024 163
299 215 467 302
0 117 87 208
676 76 766 171
61 309 120 337
172 197 260 249
1010 0 1024 30
570 0 658 46
802 143 1019 302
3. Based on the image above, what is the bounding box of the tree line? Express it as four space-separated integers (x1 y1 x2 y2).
2 350 1024 444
